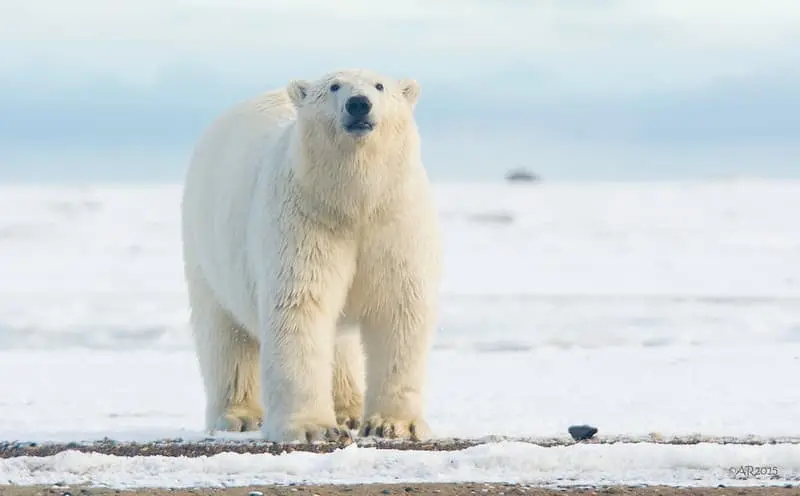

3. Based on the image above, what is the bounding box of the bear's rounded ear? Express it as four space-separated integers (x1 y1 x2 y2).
400 79 420 107
287 80 311 107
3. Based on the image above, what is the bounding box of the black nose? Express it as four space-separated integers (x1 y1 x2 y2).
345 95 372 117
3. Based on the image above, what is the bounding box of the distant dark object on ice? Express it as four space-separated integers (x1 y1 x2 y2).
467 211 515 225
568 424 598 441
505 168 540 183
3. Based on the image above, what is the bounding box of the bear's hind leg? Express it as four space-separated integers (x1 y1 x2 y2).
187 273 263 432
333 325 365 430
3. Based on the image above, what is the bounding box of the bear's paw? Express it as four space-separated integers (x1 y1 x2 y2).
336 411 361 431
212 406 263 433
359 415 431 441
264 421 354 444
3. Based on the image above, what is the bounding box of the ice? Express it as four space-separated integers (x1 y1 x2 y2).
1 346 799 442
0 179 799 488
1 180 799 351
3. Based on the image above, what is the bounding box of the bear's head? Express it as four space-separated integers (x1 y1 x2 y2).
286 69 420 145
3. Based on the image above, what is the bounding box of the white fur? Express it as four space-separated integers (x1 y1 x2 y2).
180 69 442 442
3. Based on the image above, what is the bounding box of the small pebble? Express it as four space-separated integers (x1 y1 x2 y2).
248 492 264 496
382 490 391 495
568 424 598 441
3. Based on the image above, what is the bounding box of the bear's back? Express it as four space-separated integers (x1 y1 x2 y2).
183 86 297 211
181 86 299 327
190 89 295 179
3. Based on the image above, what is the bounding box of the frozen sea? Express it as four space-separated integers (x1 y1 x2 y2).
1 179 799 488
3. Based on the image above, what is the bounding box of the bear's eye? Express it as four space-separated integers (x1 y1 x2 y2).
330 83 340 92
375 83 384 91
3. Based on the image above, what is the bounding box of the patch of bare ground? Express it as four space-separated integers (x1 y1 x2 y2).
0 483 798 496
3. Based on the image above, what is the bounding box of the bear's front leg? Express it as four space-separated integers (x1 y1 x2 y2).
357 238 441 441
257 229 357 443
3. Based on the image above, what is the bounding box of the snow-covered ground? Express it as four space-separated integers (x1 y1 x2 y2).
1 180 799 488
3 441 799 489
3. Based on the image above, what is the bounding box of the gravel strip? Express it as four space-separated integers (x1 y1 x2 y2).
1 483 798 496
2 434 799 459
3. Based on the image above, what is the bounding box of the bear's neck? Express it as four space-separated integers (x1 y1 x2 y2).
289 129 420 226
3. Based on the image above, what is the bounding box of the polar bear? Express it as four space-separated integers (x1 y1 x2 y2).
180 68 442 443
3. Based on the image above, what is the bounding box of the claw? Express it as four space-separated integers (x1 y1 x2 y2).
359 415 431 441
212 408 263 433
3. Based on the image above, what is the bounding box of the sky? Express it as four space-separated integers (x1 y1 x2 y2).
1 0 799 182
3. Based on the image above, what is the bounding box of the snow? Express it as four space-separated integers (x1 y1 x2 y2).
1 179 799 488
2 442 799 489
1 346 799 442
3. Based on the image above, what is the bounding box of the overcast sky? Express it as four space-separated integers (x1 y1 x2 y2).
1 0 799 182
